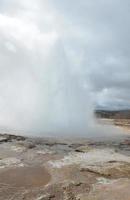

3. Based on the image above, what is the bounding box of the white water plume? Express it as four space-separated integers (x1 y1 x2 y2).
0 9 94 135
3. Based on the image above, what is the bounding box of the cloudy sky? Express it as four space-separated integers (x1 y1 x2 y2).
0 0 130 132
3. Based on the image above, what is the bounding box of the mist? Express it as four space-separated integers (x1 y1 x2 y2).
0 23 94 136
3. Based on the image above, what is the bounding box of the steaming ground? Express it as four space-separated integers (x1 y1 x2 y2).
0 120 128 141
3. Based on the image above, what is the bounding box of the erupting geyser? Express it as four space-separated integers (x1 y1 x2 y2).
34 41 93 135
0 31 93 136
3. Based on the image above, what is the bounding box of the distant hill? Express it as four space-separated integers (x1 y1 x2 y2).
95 110 130 119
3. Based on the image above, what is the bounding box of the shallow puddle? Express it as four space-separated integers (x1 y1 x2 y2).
0 166 51 188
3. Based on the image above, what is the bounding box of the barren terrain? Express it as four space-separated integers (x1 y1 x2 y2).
0 128 130 199
95 109 130 132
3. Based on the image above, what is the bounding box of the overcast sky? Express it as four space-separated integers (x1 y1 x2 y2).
0 0 130 131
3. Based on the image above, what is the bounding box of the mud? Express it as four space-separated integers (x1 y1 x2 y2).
0 167 51 188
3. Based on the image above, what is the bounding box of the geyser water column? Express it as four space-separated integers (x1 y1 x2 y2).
0 7 94 136
0 33 93 135
32 40 93 135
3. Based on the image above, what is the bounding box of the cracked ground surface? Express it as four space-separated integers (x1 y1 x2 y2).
0 133 130 199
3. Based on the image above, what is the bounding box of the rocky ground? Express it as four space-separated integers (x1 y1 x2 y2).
0 133 130 199
95 109 130 132
114 119 130 131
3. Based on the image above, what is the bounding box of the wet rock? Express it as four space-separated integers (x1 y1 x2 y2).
46 194 56 199
80 163 130 179
68 144 84 149
0 136 8 143
0 134 26 143
120 139 130 147
17 141 36 149
34 139 68 147
75 145 91 153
